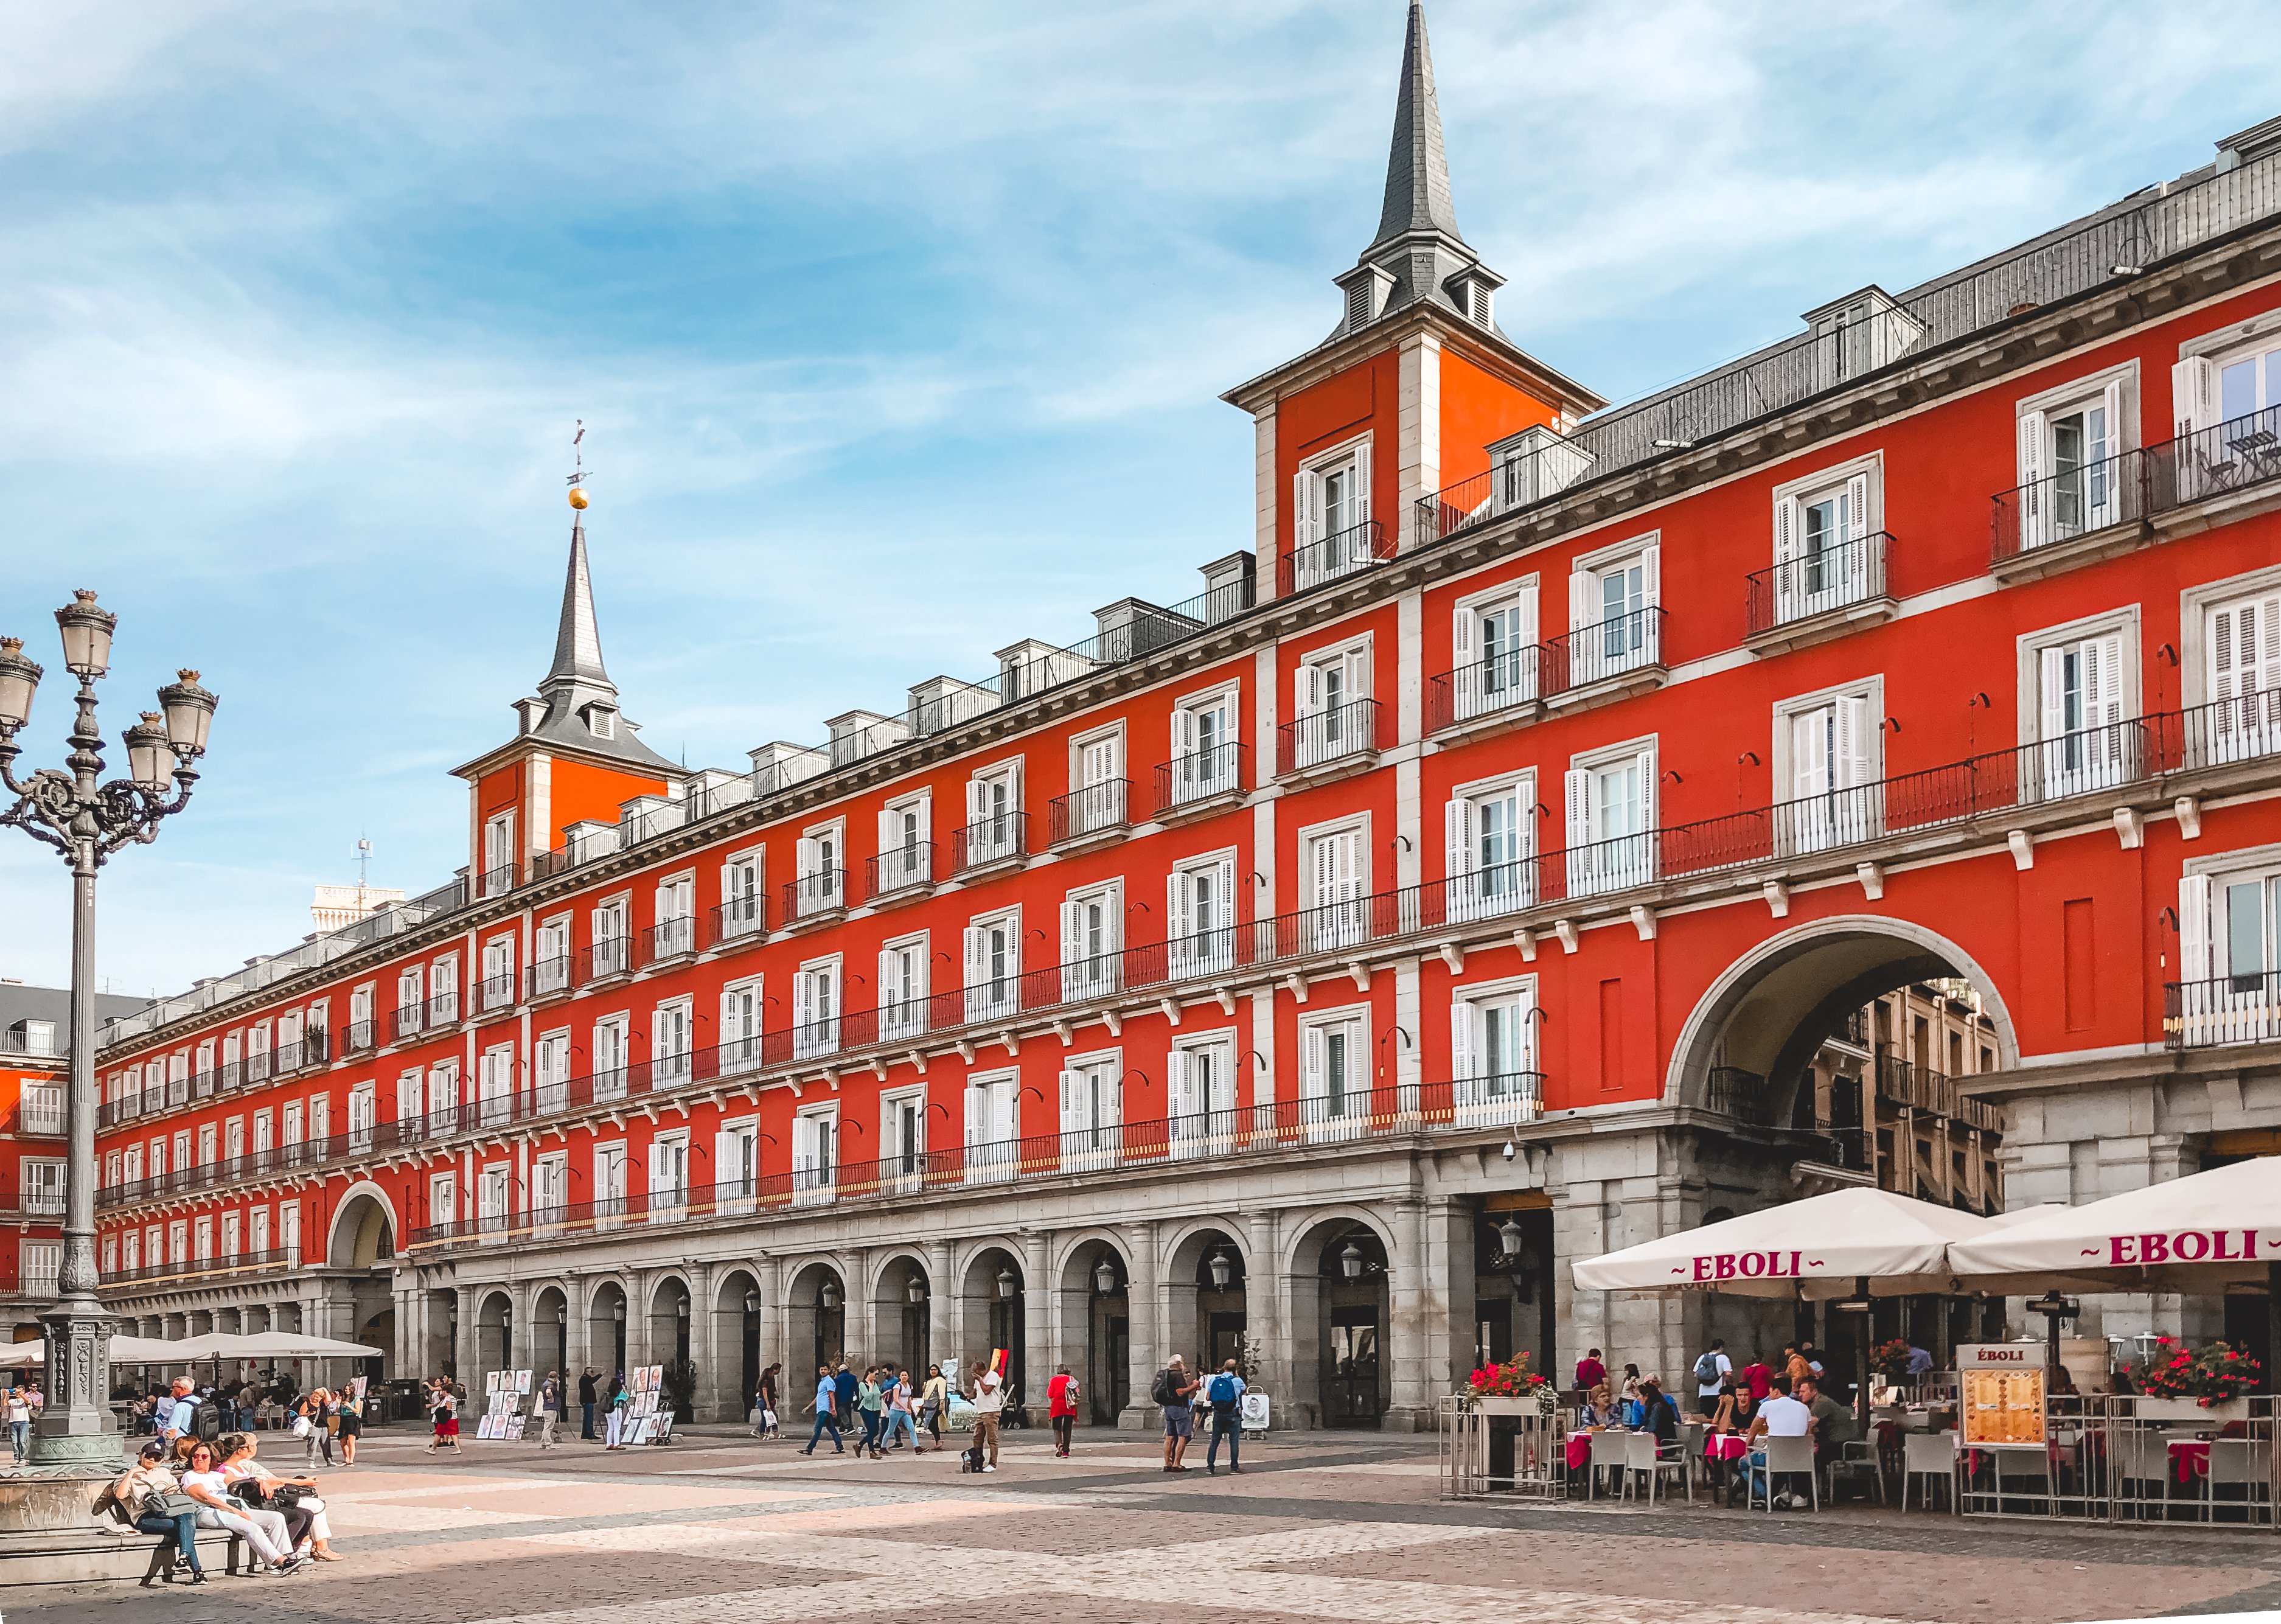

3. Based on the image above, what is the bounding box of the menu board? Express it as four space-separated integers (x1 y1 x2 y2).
1961 1368 2045 1446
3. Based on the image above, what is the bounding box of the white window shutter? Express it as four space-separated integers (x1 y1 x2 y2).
1452 602 1475 666
1772 494 1799 562
1168 867 1191 943
965 777 984 825
1059 1070 1081 1137
1519 581 1539 644
876 807 893 858
1845 472 1871 540
1008 756 1023 810
2257 595 2281 691
1568 568 1589 633
1444 795 1471 879
1449 998 1475 1084
1635 751 1657 832
1794 709 1827 801
1839 695 1873 790
962 924 983 990
1564 767 1590 847
2016 409 2047 535
1167 1046 1189 1119
876 948 894 1004
1346 644 1371 702
1294 664 1314 720
1059 899 1081 967
2171 356 2215 439
963 1086 981 1148
1214 856 1236 932
1302 1023 1324 1101
2098 377 2124 457
2092 633 2125 728
1311 834 1333 908
2179 874 2213 981
2039 646 2067 742
1350 445 1371 531
1174 705 1194 764
1292 470 1314 551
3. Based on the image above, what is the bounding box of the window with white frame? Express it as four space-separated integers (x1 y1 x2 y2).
396 1068 423 1125
1449 977 1541 1117
431 953 461 1019
719 978 763 1068
1566 534 1661 684
221 1211 240 1256
279 1202 301 1256
23 1238 60 1294
791 1106 837 1202
481 933 515 1012
481 810 517 894
1300 1007 1368 1134
344 988 371 1047
533 915 571 994
19 1081 62 1136
963 908 1022 1022
252 1109 273 1157
1068 726 1126 836
2175 320 2281 440
1303 818 1369 950
2015 371 2130 548
251 1206 272 1253
532 1151 569 1218
880 1089 924 1179
1446 772 1535 920
649 1131 689 1209
1292 434 1374 587
593 1143 626 1216
794 821 845 916
279 1103 302 1154
196 1123 218 1167
194 1037 215 1082
2179 849 2281 1043
1060 881 1123 1000
1771 460 1882 622
476 1044 514 1123
276 1009 303 1067
21 1157 64 1215
102 1235 117 1275
1169 1031 1238 1154
652 998 693 1081
653 874 695 957
477 1163 510 1228
247 1021 271 1080
720 846 766 936
1169 683 1241 803
1564 739 1656 896
309 1092 331 1144
397 965 425 1034
793 957 841 1059
878 934 929 1042
590 899 629 978
221 1030 242 1081
2024 614 2136 800
193 1216 212 1260
2199 578 2281 765
105 1149 121 1188
167 1219 189 1264
533 1031 569 1110
122 1231 140 1273
1775 683 1881 854
963 1070 1019 1182
347 1081 378 1149
962 760 1023 866
876 795 930 892
1058 1052 1121 1166
1291 641 1373 768
716 1115 760 1196
591 1017 629 1098
1168 849 1237 976
1449 577 1539 719
426 1059 459 1118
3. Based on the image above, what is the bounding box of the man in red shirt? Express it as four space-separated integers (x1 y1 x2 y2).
1047 1365 1079 1457
1743 1354 1774 1403
1573 1348 1606 1393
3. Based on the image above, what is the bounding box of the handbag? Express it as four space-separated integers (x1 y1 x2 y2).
142 1489 201 1521
290 1413 312 1438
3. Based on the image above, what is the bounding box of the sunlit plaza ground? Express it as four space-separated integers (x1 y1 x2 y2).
15 1422 2281 1623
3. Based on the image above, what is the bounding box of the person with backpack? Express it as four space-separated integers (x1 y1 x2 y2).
1204 1359 1247 1475
1046 1365 1079 1458
1153 1355 1200 1472
1693 1339 1732 1414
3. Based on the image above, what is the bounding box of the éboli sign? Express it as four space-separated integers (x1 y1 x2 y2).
2098 1230 2270 1266
1684 1250 1813 1281
1959 1343 2038 1368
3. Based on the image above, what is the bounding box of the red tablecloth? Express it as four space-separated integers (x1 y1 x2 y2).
1702 1434 1748 1462
2172 1440 2210 1485
1565 1432 1593 1471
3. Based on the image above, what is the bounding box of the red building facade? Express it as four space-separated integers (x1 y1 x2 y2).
83 11 2281 1423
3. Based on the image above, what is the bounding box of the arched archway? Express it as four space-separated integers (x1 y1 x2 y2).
785 1260 846 1379
959 1244 1026 1413
326 1185 398 1269
869 1252 931 1379
586 1280 629 1383
1286 1211 1396 1431
1057 1233 1131 1425
714 1269 762 1423
1163 1222 1248 1380
531 1285 569 1390
475 1290 514 1393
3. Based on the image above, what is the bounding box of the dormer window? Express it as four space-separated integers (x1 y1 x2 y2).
583 704 615 739
1448 267 1501 330
1336 265 1394 336
1803 287 1924 389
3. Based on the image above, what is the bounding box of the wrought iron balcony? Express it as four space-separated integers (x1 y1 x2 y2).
711 891 770 944
1277 697 1384 777
866 841 934 900
100 1246 300 1292
1545 606 1665 697
476 860 519 899
426 988 462 1026
1745 531 1893 638
391 1005 425 1043
949 812 1028 877
643 915 697 964
526 956 571 998
1427 646 1545 733
341 1020 375 1054
2165 968 2281 1051
476 973 517 1014
579 936 632 984
1278 519 1391 598
783 868 848 922
1154 742 1247 815
1048 780 1129 845
1994 405 2281 567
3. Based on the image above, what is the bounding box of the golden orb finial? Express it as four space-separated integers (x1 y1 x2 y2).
568 486 589 510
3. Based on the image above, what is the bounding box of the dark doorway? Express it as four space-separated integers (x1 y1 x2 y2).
1208 1311 1247 1373
815 1306 844 1372
901 1304 929 1376
1328 1305 1381 1426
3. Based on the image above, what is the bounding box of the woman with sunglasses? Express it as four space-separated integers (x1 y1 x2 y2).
179 1441 302 1575
218 1432 340 1561
115 1440 206 1584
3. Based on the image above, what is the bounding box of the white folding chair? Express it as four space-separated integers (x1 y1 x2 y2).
2112 1431 2173 1520
1754 1434 1818 1511
1587 1429 1629 1500
1620 1431 1692 1505
1900 1429 1955 1511
2205 1438 2273 1522
1829 1438 1886 1505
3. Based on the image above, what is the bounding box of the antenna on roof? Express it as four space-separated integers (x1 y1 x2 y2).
567 419 590 510
355 834 373 891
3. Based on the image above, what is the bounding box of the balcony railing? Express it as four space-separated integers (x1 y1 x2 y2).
1873 1056 2006 1133
643 915 697 964
949 813 1028 877
190 1065 217 1100
1417 145 2281 547
711 891 770 944
2165 969 2281 1050
865 842 934 899
274 1031 327 1072
1049 780 1129 845
1994 405 2281 563
784 869 848 922
13 1088 66 1137
1705 1067 1774 1126
1278 519 1391 598
392 1006 425 1043
24 1188 64 1216
218 1059 242 1089
1427 646 1545 733
404 1081 1542 1249
1154 742 1247 814
245 1048 273 1082
579 937 632 983
1545 606 1665 695
476 860 519 900
1278 698 1384 776
341 1020 375 1055
1746 531 1892 635
476 974 517 1014
100 1247 299 1292
428 988 462 1026
526 956 571 999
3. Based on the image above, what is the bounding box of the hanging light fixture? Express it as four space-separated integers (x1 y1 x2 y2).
995 1264 1019 1300
1340 1240 1365 1281
1497 1217 1525 1259
1208 1249 1233 1291
820 1281 841 1311
1093 1258 1119 1295
611 1300 625 1325
743 1291 761 1314
675 1295 691 1322
907 1280 927 1306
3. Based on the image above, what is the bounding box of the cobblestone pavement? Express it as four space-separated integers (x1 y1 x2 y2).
17 1424 2281 1623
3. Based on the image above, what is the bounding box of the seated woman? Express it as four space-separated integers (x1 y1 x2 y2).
114 1440 206 1584
178 1441 301 1574
218 1431 340 1561
1581 1383 1618 1427
1638 1379 1681 1446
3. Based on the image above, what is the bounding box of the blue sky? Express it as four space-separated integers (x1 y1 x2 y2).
3 0 2276 1000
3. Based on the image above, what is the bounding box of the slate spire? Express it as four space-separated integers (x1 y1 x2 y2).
1371 1 1463 251
543 515 615 700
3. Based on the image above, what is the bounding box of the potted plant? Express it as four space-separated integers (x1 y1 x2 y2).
1463 1352 1553 1415
661 1357 698 1424
2126 1337 2259 1421
1870 1338 1915 1386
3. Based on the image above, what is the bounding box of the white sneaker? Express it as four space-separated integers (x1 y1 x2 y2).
982 1464 996 1472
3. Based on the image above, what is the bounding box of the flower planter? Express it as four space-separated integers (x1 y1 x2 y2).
1468 1396 1537 1416
2133 1396 2250 1423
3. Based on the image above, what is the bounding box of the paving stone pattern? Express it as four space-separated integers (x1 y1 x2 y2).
13 1426 2281 1624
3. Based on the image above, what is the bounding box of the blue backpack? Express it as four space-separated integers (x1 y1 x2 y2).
1208 1371 1239 1405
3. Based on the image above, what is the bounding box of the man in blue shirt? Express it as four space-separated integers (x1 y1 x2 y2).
831 1364 858 1428
1204 1360 1247 1476
159 1378 198 1448
1905 1343 1935 1379
799 1364 844 1455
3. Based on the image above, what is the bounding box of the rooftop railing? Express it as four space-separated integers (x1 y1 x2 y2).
1418 146 2281 548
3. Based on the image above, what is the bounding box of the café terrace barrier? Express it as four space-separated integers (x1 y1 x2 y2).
404 1077 1548 1249
94 691 2280 1205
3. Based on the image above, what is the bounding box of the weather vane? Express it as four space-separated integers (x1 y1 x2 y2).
568 419 590 510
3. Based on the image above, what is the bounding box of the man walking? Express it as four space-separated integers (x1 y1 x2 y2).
1204 1359 1245 1476
1046 1364 1079 1458
1693 1338 1732 1410
578 1367 599 1440
537 1370 562 1449
160 1377 198 1451
1155 1354 1199 1472
832 1362 858 1433
800 1364 844 1455
969 1358 1002 1472
1574 1347 1606 1395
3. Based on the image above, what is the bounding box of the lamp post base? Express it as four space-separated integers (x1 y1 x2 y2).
27 1303 124 1471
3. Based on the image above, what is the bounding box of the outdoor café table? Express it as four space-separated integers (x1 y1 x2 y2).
1565 1431 1595 1472
2171 1440 2211 1486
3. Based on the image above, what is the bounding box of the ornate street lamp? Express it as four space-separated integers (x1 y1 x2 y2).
820 1281 841 1312
1208 1249 1234 1291
0 593 215 1468
995 1265 1019 1301
1092 1258 1119 1296
1339 1241 1365 1281
906 1280 927 1306
1496 1218 1525 1260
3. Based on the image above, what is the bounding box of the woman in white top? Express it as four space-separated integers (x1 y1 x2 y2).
178 1442 300 1573
219 1431 339 1560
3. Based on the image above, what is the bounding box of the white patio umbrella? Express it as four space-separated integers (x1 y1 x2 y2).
0 1341 47 1367
110 1332 241 1364
227 1330 384 1361
1946 1158 2281 1292
1571 1185 2001 1300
